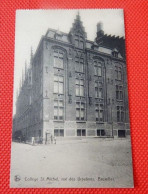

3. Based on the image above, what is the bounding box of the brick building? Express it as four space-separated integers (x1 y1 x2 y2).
13 13 130 142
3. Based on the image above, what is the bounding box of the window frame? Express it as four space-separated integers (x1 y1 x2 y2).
54 100 64 120
53 50 64 69
77 129 86 136
116 85 123 100
75 78 84 97
54 129 64 137
117 105 124 122
75 57 84 73
95 103 104 122
74 34 84 49
54 75 64 95
76 102 85 121
115 65 122 81
95 82 103 99
94 61 102 77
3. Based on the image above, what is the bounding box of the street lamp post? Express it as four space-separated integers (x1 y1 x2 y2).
108 98 114 138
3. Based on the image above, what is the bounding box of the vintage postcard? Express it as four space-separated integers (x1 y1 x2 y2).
10 9 134 188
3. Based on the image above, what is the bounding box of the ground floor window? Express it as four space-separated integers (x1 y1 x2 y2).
97 129 105 136
77 129 86 136
118 130 125 137
54 129 64 137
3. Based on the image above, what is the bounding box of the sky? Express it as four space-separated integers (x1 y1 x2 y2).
13 9 125 114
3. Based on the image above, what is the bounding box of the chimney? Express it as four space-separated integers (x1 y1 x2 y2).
97 22 104 36
95 22 104 45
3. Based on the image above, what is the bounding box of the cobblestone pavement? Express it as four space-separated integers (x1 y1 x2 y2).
10 138 133 188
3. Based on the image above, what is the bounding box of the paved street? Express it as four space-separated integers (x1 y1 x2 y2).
10 138 133 188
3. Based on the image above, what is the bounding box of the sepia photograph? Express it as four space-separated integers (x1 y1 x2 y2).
10 9 133 188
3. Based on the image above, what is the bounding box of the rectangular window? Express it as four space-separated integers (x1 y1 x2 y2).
54 75 64 94
76 102 85 121
95 82 103 98
116 85 123 100
75 35 84 49
115 66 122 80
94 63 102 76
54 129 64 137
96 104 104 122
54 51 64 69
54 100 64 120
77 129 86 136
97 129 105 136
117 106 124 122
75 57 84 73
75 79 84 96
80 41 84 49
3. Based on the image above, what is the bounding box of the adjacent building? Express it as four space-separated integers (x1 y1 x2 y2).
13 13 130 143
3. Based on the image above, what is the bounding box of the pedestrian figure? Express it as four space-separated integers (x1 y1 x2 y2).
51 135 53 144
32 137 35 146
54 136 56 144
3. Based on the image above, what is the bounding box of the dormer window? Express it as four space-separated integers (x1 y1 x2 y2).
112 49 119 58
74 34 84 49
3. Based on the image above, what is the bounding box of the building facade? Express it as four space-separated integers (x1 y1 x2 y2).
13 14 130 142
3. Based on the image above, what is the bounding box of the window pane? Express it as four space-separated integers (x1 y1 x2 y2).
80 41 84 49
76 110 80 117
59 76 64 82
81 109 84 118
115 70 118 79
95 88 98 98
59 101 63 107
96 111 98 118
117 111 120 122
54 57 59 67
54 129 59 136
59 82 63 94
80 86 84 96
116 91 119 99
75 40 79 47
121 112 124 122
77 130 81 136
94 66 97 75
118 71 122 80
59 53 63 58
76 79 79 85
59 108 63 116
100 110 103 119
54 82 58 93
82 129 86 136
76 85 79 96
81 103 85 109
80 80 84 85
99 88 103 98
95 82 98 88
54 76 58 81
54 100 58 106
60 130 64 136
76 102 80 108
58 58 63 69
98 67 102 76
100 104 103 109
54 107 58 116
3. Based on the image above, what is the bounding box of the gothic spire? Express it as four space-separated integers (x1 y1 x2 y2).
69 12 87 38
